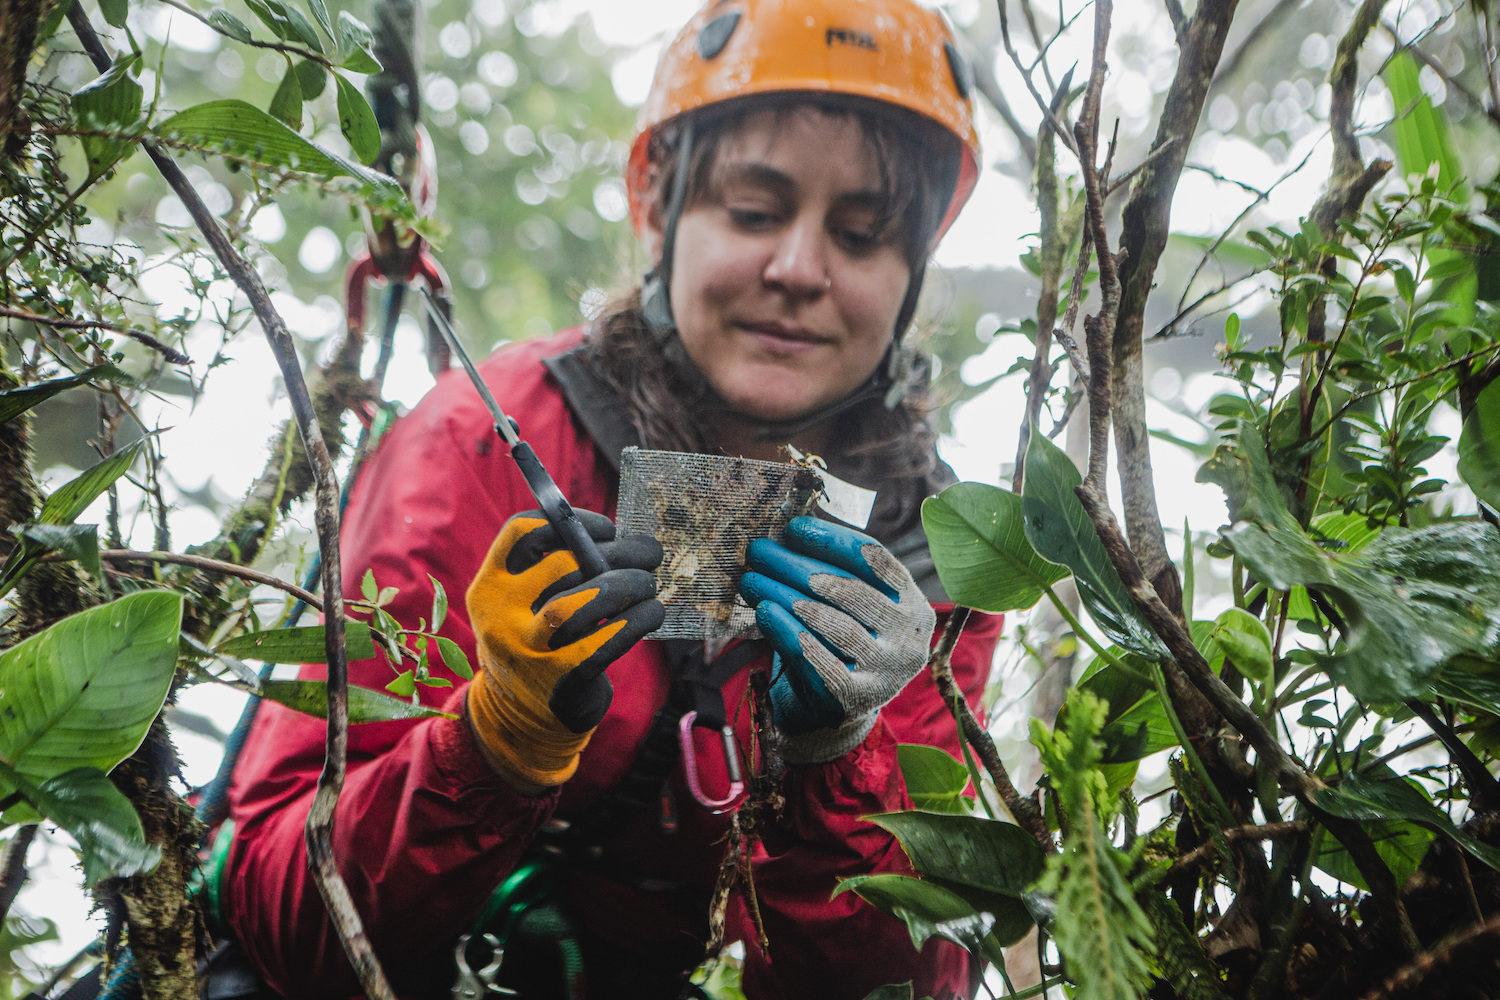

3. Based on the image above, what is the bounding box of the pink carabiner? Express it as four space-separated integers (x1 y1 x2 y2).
678 711 745 814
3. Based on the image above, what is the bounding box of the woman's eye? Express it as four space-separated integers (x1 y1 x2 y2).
728 207 779 228
834 228 881 254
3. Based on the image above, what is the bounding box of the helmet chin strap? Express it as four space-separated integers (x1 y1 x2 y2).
641 122 928 446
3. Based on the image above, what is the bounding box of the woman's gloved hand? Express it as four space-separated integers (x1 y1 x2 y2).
466 510 664 792
740 516 937 764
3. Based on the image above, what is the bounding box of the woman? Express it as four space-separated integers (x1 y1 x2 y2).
224 1 1003 998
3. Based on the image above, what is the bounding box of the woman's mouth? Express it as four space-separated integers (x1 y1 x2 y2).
738 321 832 351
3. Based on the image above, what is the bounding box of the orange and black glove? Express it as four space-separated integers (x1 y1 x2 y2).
466 509 664 792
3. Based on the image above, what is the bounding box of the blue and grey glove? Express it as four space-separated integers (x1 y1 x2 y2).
739 516 938 764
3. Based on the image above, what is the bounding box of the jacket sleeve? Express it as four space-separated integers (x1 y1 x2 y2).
223 357 600 998
734 608 1003 1000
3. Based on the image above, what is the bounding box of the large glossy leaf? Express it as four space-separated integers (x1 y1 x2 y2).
0 364 134 425
11 524 101 584
1196 420 1302 534
1316 769 1500 871
866 810 1044 943
1022 436 1166 659
835 874 1008 966
216 623 375 663
71 56 143 180
154 100 398 193
1229 519 1500 703
897 744 970 815
0 763 159 887
1458 378 1500 513
258 680 458 723
1286 513 1383 620
0 592 181 788
921 484 1067 613
1315 818 1434 891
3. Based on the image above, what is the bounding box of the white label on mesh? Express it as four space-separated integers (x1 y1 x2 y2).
786 446 877 529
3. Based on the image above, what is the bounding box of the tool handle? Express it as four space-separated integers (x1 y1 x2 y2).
509 440 611 579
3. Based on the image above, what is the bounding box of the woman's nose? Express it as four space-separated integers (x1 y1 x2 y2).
762 218 830 299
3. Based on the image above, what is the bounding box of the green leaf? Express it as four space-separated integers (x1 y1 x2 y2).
71 56 145 180
921 484 1068 613
362 568 378 602
206 7 254 43
258 680 457 722
1226 520 1500 703
1023 435 1166 659
39 438 143 526
857 983 915 1000
37 0 75 42
0 592 182 788
0 440 144 598
97 0 128 27
1316 768 1500 870
294 59 329 101
865 811 1044 944
1208 607 1274 685
154 100 400 194
429 575 449 633
384 671 415 697
333 72 379 165
0 763 159 887
898 744 970 814
1383 51 1462 196
435 636 472 680
1286 513 1383 620
1458 378 1500 513
1315 818 1434 891
243 0 294 39
304 0 334 40
1196 420 1302 533
279 2 323 50
335 10 381 73
0 364 134 425
836 875 1007 968
267 60 303 129
215 622 376 663
11 523 102 584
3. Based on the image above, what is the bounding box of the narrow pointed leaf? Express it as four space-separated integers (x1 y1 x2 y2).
258 680 456 722
1316 768 1500 870
435 636 472 680
38 438 144 526
267 61 303 129
0 364 134 425
207 7 253 43
1458 378 1500 513
836 874 1009 966
333 72 379 164
215 622 375 663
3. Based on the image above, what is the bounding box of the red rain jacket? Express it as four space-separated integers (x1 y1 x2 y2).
225 327 1003 1000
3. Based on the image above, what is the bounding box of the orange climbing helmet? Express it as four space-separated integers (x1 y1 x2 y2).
626 0 982 244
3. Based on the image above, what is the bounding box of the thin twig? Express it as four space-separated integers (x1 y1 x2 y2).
995 0 1079 153
1163 821 1307 880
1407 700 1500 813
929 609 1055 853
156 0 333 66
1358 910 1500 999
0 824 38 925
0 306 192 364
88 550 324 610
68 8 394 997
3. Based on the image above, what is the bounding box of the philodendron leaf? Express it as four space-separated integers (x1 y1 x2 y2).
1208 608 1274 685
1286 513 1383 620
257 680 458 723
154 101 399 194
0 592 182 790
1316 768 1500 871
71 55 145 180
0 363 135 425
866 810 1044 945
215 623 376 663
333 72 379 165
1315 818 1434 892
1458 378 1500 513
1226 519 1500 703
0 763 159 887
835 874 1007 968
897 744 970 815
921 483 1068 613
1196 420 1303 534
1022 435 1166 659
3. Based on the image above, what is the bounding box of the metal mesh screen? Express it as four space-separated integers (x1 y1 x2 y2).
616 447 823 640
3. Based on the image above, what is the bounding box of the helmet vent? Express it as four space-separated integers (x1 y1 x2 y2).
943 41 973 100
697 12 741 60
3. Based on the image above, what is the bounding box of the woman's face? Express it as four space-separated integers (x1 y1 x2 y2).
648 108 913 425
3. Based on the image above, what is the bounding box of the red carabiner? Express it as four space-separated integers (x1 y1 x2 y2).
678 711 745 813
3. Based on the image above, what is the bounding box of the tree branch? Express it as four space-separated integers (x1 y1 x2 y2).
91 550 324 611
1111 0 1242 613
929 609 1055 853
1358 910 1500 999
0 306 192 364
0 824 37 925
68 8 394 998
1164 821 1306 880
